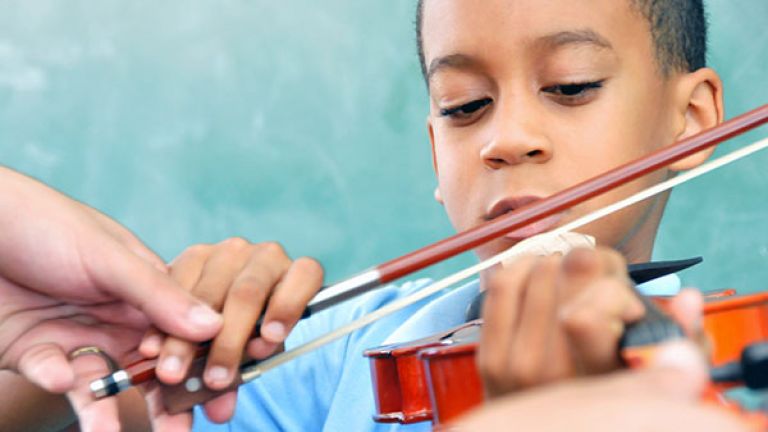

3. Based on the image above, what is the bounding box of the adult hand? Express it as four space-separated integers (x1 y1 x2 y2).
459 340 752 431
0 167 222 429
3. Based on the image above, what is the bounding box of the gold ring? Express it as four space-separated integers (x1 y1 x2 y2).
68 346 120 373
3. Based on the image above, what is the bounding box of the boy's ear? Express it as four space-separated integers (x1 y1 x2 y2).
427 117 444 204
668 67 724 172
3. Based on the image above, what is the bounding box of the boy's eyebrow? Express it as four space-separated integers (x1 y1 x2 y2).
427 54 477 82
538 29 613 50
426 30 613 82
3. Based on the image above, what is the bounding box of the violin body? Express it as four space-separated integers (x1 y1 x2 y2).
364 321 481 424
418 333 482 426
701 290 768 366
366 289 768 428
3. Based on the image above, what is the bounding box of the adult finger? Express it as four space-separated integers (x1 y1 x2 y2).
8 318 143 394
83 204 168 273
648 339 708 395
66 347 126 432
666 288 704 337
140 245 211 358
83 241 222 344
457 341 713 432
16 343 75 393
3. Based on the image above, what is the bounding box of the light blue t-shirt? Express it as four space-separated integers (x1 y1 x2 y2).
193 275 681 432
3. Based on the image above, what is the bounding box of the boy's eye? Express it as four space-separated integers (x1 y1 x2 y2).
439 98 493 119
541 80 604 104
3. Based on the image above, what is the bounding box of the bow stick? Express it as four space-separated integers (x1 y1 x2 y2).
91 104 768 409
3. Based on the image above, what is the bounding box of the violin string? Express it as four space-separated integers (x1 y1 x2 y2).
239 136 768 383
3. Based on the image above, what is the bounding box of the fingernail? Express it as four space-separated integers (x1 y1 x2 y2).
653 340 703 372
188 304 222 329
140 334 163 354
261 322 286 342
206 366 232 386
159 356 182 375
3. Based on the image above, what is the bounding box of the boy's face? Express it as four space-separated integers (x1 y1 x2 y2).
423 0 683 262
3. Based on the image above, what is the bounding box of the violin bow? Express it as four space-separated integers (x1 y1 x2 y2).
91 104 768 411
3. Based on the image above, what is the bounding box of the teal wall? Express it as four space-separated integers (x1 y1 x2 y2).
1 1 766 292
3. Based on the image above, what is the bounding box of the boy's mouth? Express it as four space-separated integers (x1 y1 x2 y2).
485 195 566 240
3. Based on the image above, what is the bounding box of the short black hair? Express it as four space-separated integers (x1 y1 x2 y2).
416 0 708 79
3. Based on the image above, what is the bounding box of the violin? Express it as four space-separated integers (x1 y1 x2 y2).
88 105 768 419
363 256 703 425
366 288 768 428
365 320 483 424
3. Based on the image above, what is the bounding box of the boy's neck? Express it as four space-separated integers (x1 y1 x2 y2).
616 193 669 264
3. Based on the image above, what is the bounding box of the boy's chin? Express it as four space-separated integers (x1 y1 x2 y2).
474 238 523 261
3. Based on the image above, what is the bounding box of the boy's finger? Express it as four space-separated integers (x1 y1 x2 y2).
202 391 238 424
513 256 564 384
155 335 200 384
559 248 602 301
562 248 601 278
146 244 212 360
188 238 255 309
478 257 534 396
168 244 212 291
561 278 644 374
144 387 194 431
139 327 165 358
247 338 282 359
86 243 222 343
260 257 324 344
155 240 254 384
203 285 269 389
595 247 628 278
202 249 294 389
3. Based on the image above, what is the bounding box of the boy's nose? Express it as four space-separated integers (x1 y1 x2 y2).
480 111 552 169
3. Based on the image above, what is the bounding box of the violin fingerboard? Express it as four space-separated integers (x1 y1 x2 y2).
619 283 686 348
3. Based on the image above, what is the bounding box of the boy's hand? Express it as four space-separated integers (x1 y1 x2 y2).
138 238 323 424
477 247 647 397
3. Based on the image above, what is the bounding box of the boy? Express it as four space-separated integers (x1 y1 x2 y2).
151 0 726 429
3 0 741 430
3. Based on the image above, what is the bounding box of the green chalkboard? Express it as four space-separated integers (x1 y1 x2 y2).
0 0 766 292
